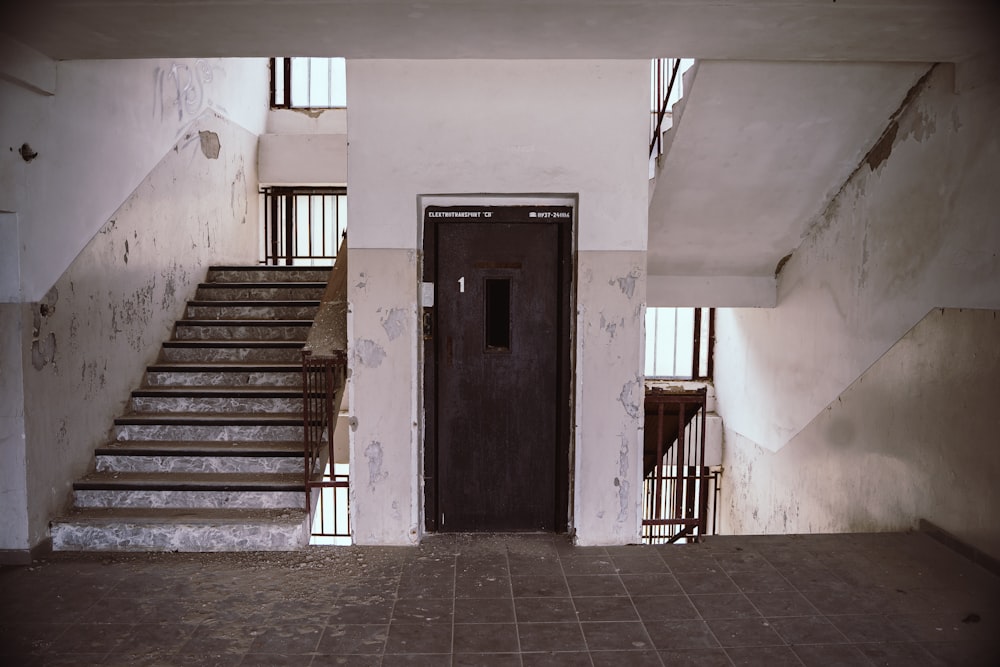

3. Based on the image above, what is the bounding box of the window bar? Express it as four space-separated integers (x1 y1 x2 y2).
707 308 716 379
268 191 280 266
671 308 679 376
692 307 702 379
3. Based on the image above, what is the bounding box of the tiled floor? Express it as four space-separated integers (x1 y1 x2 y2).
2 532 999 666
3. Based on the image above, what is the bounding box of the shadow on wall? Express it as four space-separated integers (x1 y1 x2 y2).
722 308 1000 563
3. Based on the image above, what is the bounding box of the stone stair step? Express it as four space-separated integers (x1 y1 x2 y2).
129 387 304 414
72 472 306 510
206 266 331 283
196 282 327 300
144 363 302 387
75 471 304 491
185 301 320 320
159 341 304 363
173 320 312 341
51 507 309 552
95 440 304 473
114 413 306 442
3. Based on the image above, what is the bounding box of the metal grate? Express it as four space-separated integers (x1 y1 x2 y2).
261 187 346 266
642 387 717 544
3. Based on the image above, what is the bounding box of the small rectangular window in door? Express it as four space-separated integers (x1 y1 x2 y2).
484 278 511 352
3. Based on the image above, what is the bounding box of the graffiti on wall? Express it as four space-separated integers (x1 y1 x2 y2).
154 59 223 125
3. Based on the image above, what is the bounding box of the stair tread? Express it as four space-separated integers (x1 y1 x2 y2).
115 412 305 424
75 471 304 491
187 300 320 307
176 319 314 326
161 340 305 348
53 507 307 524
132 387 303 397
96 440 304 455
197 282 328 288
147 363 301 371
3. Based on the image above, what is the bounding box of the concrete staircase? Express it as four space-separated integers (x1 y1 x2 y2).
50 265 331 552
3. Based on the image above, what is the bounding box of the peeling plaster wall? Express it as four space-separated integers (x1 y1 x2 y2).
14 112 259 550
347 60 648 545
714 62 1000 551
715 63 1000 456
347 248 420 545
576 251 647 544
1 57 267 302
722 309 1000 561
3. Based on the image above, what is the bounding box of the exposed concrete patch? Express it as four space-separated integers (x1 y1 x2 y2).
774 252 793 277
364 441 389 491
198 130 221 159
865 120 898 172
355 339 386 368
31 333 56 371
380 308 407 342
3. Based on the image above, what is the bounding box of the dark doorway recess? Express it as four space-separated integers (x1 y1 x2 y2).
423 204 572 533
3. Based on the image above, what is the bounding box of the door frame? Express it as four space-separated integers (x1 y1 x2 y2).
419 194 576 534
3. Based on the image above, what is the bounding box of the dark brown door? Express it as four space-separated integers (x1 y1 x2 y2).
425 206 569 532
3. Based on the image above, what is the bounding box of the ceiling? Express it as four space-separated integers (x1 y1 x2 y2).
1 1 996 62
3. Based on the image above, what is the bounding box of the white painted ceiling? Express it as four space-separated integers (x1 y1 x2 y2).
3 1 994 291
1 1 997 62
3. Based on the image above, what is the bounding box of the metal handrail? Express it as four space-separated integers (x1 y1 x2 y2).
649 58 682 159
302 350 347 516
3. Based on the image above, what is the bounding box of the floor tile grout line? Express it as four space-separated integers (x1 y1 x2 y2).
503 542 525 667
555 542 595 667
450 551 457 663
616 550 667 666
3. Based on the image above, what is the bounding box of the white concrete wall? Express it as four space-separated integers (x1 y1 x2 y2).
346 60 649 545
714 63 1000 555
722 308 1000 561
0 54 267 302
715 63 1000 454
16 112 260 551
258 107 348 185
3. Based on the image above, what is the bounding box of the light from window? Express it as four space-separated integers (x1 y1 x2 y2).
272 57 347 109
645 307 713 379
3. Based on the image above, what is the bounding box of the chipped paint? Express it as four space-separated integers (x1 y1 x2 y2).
616 435 631 523
380 308 407 342
198 130 221 159
364 440 389 490
355 339 386 368
31 332 56 370
618 377 642 418
611 268 641 299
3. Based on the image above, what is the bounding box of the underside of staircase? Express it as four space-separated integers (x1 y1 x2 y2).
50 265 331 552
